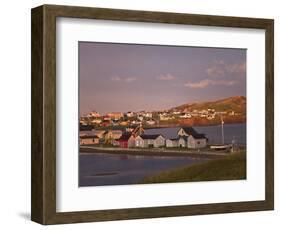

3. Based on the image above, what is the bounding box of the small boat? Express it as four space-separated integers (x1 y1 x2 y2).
210 116 232 151
210 144 231 151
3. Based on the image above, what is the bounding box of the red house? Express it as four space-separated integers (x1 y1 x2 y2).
117 132 135 148
101 120 110 127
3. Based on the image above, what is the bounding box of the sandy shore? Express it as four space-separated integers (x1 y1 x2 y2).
80 146 229 159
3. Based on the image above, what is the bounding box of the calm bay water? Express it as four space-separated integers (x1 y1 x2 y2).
194 123 246 145
79 153 204 186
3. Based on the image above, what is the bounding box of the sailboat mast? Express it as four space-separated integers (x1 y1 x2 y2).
221 116 224 144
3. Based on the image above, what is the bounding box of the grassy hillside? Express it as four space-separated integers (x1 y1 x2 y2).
141 151 246 184
174 96 246 113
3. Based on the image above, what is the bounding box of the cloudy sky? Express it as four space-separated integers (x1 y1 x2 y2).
79 42 246 115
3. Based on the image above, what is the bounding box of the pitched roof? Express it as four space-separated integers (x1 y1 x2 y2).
144 127 179 139
191 133 206 139
180 127 198 135
118 132 133 141
179 127 206 139
79 125 93 131
111 126 126 131
167 136 189 141
139 134 163 140
168 138 180 141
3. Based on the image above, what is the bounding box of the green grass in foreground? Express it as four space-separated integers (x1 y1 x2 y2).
141 151 246 184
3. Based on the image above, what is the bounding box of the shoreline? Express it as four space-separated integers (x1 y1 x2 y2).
80 146 229 159
145 121 246 129
93 121 246 131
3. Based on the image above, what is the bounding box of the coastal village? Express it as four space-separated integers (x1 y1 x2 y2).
80 96 246 150
80 113 232 150
80 107 242 128
80 124 207 149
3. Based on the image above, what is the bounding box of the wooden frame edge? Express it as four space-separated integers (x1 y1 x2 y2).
31 5 44 224
265 19 274 210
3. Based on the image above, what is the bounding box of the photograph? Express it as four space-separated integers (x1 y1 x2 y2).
78 42 247 187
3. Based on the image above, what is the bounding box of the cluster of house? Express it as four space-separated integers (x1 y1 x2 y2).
163 108 240 121
80 125 207 149
80 108 241 128
80 111 156 127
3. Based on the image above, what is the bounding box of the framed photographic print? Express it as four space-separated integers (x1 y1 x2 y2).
31 4 274 224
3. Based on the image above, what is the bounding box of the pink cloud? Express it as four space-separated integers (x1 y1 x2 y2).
111 76 137 83
156 74 176 81
206 60 246 78
225 62 246 74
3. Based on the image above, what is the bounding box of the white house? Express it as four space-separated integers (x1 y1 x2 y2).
187 135 207 149
166 138 179 148
126 111 134 117
146 119 156 126
179 113 192 118
166 136 188 148
137 115 144 121
89 111 101 118
144 112 153 118
159 115 169 121
135 134 165 148
106 112 124 120
178 127 207 149
178 136 188 147
172 111 181 115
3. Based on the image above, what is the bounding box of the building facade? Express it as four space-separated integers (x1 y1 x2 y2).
178 127 207 148
135 134 165 148
187 135 207 149
117 133 135 148
80 135 99 145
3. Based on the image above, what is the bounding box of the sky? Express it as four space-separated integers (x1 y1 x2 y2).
79 42 246 115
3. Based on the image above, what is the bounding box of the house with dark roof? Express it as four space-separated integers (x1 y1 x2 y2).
166 137 179 148
80 135 99 145
117 132 135 148
166 136 189 148
187 134 207 148
177 127 207 149
178 127 198 136
135 134 165 148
